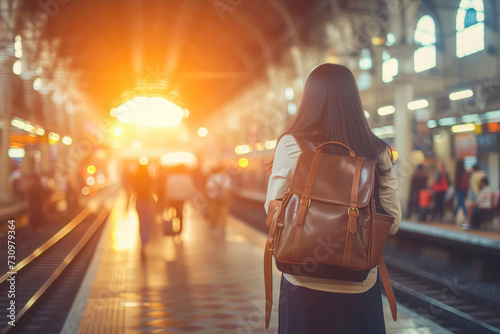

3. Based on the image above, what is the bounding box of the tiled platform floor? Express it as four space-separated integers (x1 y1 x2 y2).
68 193 453 333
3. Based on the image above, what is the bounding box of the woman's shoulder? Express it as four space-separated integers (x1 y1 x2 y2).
276 134 299 152
377 146 393 167
275 134 302 164
279 134 297 145
281 134 322 152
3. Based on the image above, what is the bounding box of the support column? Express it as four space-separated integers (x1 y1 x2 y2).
389 44 418 214
384 0 420 214
393 77 414 213
39 88 54 173
0 52 14 202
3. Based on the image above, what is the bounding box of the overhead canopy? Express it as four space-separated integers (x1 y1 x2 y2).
18 0 323 125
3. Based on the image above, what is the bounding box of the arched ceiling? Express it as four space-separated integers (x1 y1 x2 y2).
17 0 324 125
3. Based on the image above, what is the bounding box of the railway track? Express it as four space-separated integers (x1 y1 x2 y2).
232 194 500 334
0 200 113 334
385 258 500 334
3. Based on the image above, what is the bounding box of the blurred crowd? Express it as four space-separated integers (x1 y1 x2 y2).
124 163 232 255
7 166 79 232
407 160 499 230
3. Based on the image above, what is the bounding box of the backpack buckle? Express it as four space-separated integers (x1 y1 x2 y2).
267 237 275 251
300 196 311 207
348 207 359 217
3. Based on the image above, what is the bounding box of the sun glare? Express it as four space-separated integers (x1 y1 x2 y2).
112 96 184 128
160 151 198 167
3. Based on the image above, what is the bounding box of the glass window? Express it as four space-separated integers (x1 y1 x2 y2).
456 0 485 58
382 50 398 83
414 15 437 72
386 33 396 46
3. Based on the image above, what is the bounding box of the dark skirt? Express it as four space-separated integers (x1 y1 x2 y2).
278 275 386 334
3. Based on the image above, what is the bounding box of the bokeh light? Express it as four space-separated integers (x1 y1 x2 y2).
86 176 96 186
87 165 96 174
198 127 208 137
48 132 60 142
62 136 72 145
391 148 399 162
97 175 106 184
239 158 249 168
113 126 124 136
132 140 142 150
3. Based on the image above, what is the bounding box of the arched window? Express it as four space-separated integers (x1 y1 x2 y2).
414 15 436 73
456 0 485 58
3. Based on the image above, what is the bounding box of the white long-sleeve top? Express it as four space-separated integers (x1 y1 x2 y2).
264 135 402 293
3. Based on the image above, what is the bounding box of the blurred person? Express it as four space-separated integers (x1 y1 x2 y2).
164 164 195 233
130 164 155 256
65 172 78 212
27 174 49 232
54 170 68 211
189 166 208 214
9 166 23 200
431 162 450 222
155 166 167 212
464 177 493 230
38 172 58 214
453 159 469 224
407 164 428 219
40 172 55 192
418 187 433 222
121 164 134 209
191 166 207 192
205 166 232 231
264 64 401 334
470 164 485 201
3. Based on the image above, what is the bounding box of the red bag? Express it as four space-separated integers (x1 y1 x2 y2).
432 171 448 192
419 189 433 209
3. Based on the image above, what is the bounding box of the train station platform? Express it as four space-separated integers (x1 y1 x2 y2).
63 193 453 334
0 201 27 223
398 220 500 250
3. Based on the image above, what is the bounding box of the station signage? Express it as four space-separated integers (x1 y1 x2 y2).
482 122 500 133
9 134 39 145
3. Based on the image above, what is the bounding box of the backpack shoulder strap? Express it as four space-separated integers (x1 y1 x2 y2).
379 258 398 321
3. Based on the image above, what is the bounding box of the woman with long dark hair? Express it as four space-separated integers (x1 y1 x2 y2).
265 63 401 333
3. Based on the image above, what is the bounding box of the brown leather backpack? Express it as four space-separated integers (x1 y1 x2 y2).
264 139 397 328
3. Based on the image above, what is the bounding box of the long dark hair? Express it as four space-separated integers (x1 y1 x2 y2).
276 63 393 175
